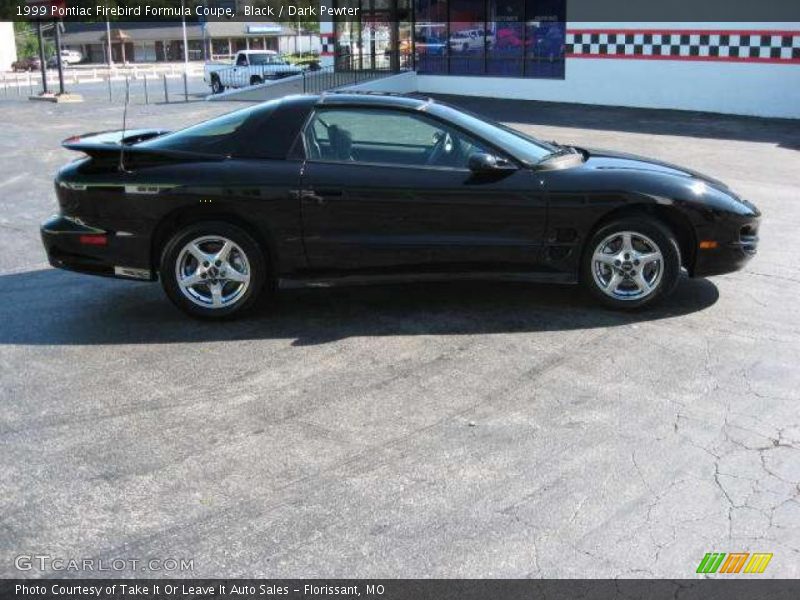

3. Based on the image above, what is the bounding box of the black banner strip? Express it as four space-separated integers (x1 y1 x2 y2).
3 579 800 600
2 0 800 23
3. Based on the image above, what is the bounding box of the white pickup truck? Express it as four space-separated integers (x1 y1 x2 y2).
204 50 303 94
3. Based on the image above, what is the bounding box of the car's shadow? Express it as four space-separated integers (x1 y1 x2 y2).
0 269 719 346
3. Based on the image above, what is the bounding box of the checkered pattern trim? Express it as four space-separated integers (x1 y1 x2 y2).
321 34 335 57
566 30 800 63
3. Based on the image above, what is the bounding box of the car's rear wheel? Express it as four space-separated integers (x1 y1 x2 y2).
160 222 268 319
250 75 263 86
210 75 224 94
582 217 681 309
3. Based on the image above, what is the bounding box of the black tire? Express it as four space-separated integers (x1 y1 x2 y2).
160 221 269 319
250 75 263 86
210 75 224 94
581 216 682 309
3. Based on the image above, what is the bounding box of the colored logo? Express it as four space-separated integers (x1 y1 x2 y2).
696 552 773 574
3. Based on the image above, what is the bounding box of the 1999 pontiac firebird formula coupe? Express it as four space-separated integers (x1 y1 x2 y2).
42 93 760 319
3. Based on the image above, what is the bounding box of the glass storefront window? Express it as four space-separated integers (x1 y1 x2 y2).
449 0 487 74
335 0 361 70
398 0 414 69
188 40 204 61
488 0 524 76
362 16 392 69
414 0 448 73
525 0 565 77
334 0 565 78
211 39 230 59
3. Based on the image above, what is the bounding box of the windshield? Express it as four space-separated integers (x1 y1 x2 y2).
427 103 557 164
249 53 288 66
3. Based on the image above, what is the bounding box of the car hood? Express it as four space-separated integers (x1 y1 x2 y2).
573 147 759 216
583 147 731 191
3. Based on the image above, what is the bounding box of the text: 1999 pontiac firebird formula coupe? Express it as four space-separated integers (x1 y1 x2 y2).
42 93 760 319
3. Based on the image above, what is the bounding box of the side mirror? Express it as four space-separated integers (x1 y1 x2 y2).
468 152 516 174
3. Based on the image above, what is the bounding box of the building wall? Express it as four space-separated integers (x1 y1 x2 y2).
345 70 418 93
415 22 800 119
0 22 17 71
278 35 322 55
319 11 334 68
207 73 305 102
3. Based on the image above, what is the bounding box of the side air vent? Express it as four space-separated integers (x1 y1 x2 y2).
740 225 759 255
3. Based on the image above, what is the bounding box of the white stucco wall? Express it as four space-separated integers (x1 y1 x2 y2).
0 22 18 72
415 21 800 119
343 71 418 93
417 59 800 119
206 73 305 102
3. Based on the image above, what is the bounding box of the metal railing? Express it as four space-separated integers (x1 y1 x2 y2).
1 70 205 104
111 73 199 104
302 57 399 95
1 58 403 103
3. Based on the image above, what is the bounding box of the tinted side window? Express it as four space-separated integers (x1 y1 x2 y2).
140 106 258 155
303 108 488 169
140 99 290 157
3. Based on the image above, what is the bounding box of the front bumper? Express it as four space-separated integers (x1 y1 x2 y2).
41 215 154 281
693 215 760 277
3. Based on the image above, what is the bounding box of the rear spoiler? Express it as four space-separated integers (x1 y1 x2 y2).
62 129 169 161
61 129 226 163
62 129 169 150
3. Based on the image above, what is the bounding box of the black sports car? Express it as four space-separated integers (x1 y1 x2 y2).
42 93 760 318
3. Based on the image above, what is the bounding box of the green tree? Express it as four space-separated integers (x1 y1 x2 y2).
14 21 54 59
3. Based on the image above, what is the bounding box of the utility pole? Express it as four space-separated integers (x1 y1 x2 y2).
26 1 82 102
53 19 65 94
181 0 189 72
201 0 209 61
106 17 113 68
36 20 48 94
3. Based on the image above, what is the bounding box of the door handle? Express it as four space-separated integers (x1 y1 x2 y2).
316 188 343 198
302 189 343 206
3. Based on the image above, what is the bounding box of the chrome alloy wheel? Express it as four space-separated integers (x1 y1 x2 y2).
591 231 664 301
175 236 251 309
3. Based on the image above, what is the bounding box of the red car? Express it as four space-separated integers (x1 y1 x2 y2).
496 25 565 57
496 27 532 50
12 56 42 72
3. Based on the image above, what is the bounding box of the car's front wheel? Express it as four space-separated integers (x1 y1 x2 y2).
582 217 681 309
160 222 269 319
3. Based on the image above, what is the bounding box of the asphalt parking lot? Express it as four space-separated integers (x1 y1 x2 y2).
1 91 799 578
